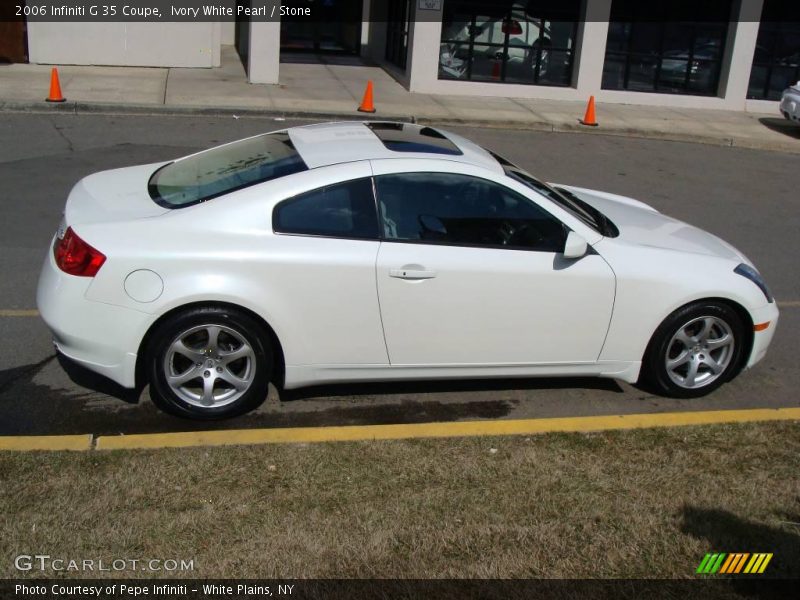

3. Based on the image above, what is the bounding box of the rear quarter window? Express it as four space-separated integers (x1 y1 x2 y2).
273 178 379 240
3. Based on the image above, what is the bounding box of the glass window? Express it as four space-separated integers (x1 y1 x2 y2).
602 0 731 96
385 0 411 70
374 172 567 252
273 178 379 240
366 122 462 155
506 170 619 238
438 0 580 87
747 0 800 100
149 133 307 208
484 149 619 238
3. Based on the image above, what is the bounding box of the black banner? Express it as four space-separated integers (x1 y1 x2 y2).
2 579 800 600
3 0 799 23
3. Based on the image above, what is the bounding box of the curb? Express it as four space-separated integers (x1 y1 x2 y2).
0 99 416 124
1 407 798 452
95 407 800 450
417 115 800 153
0 434 92 452
416 116 738 148
1 100 798 153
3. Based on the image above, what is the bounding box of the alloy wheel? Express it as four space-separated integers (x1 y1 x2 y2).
664 316 735 389
163 324 256 408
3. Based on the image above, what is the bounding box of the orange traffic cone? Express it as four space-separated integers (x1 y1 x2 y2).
579 95 598 127
357 81 376 113
46 67 66 103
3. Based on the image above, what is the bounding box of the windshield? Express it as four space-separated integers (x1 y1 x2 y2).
148 132 307 208
487 150 618 237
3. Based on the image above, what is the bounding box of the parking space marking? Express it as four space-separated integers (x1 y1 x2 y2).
0 434 93 452
0 309 40 317
92 407 800 451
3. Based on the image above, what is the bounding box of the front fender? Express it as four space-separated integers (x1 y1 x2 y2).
597 240 771 363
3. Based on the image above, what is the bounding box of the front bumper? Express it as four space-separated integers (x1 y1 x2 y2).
780 88 800 122
746 301 779 369
36 247 152 388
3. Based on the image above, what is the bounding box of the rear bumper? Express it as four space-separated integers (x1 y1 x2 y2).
36 248 151 388
746 302 779 369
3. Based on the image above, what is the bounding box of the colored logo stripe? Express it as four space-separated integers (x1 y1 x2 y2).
696 554 713 574
698 553 773 574
732 553 749 573
719 554 736 573
744 553 773 574
697 553 726 574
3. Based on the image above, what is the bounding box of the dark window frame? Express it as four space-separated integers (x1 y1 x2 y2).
272 176 381 242
438 0 580 87
269 171 603 253
747 1 800 100
385 0 411 70
601 1 732 97
373 171 571 254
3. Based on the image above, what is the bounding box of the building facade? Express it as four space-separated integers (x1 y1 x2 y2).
22 0 800 112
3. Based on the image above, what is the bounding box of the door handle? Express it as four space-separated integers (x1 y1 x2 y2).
389 268 437 280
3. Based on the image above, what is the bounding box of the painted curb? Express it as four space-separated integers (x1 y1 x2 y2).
93 407 800 451
2 408 797 452
0 434 93 452
2 100 798 153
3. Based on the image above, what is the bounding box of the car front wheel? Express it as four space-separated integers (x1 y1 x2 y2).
147 306 273 419
640 301 746 398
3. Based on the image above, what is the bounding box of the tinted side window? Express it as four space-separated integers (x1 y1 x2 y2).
374 172 566 252
273 178 379 240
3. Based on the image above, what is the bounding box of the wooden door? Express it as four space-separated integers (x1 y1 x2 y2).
0 4 27 63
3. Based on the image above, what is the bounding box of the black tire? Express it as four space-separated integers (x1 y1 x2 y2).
639 301 747 399
146 306 273 420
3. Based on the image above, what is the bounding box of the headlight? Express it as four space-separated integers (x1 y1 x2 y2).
734 263 773 303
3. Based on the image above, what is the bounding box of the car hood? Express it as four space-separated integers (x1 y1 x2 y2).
65 163 170 225
556 185 751 264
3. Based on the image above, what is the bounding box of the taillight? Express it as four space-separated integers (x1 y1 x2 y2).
53 227 106 277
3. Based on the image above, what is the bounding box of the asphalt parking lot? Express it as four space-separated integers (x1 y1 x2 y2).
0 112 798 436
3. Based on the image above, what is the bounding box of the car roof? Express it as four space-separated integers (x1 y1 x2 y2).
287 121 504 173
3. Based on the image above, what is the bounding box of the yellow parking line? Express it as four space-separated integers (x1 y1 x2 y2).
0 309 39 317
95 407 800 450
778 300 800 307
0 434 92 452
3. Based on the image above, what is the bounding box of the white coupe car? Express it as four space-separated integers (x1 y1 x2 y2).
780 81 800 123
37 122 778 419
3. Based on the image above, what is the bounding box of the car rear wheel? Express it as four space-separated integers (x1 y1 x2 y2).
147 307 272 419
640 301 746 398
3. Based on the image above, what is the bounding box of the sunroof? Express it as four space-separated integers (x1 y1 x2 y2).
366 122 463 156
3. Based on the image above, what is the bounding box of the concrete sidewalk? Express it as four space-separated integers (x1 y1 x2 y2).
2 47 799 153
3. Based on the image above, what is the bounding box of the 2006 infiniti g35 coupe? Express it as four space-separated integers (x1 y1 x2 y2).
37 122 778 419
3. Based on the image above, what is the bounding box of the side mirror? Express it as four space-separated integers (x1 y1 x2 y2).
563 231 588 259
